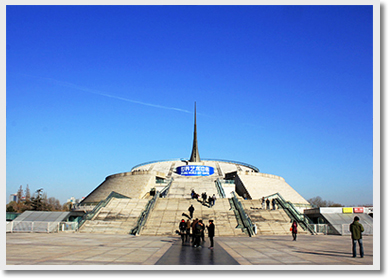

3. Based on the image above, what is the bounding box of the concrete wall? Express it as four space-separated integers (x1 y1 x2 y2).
236 171 310 205
81 171 157 204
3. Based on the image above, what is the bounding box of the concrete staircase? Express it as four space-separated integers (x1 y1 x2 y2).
166 176 220 199
140 198 246 237
79 198 149 234
241 200 308 235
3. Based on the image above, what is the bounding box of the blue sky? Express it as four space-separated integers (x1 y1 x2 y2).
6 5 374 206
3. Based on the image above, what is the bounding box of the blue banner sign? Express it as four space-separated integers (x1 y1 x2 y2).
177 165 214 176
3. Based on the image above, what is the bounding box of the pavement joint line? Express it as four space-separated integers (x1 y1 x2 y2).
216 240 251 265
22 246 97 265
141 238 178 265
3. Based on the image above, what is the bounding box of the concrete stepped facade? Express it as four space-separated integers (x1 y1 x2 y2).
241 199 308 235
77 161 311 236
79 198 149 234
167 175 220 199
140 198 246 237
81 171 165 204
235 171 310 211
141 173 247 236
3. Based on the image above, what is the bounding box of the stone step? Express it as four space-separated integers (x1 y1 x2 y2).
241 199 309 235
78 197 149 234
141 198 246 237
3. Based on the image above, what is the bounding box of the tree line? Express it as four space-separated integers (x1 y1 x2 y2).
307 196 372 208
6 185 72 213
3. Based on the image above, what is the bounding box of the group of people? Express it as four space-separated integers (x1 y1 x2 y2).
261 196 277 210
191 190 217 207
178 218 215 249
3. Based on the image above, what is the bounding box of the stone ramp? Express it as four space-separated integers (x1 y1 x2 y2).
241 200 308 235
141 198 246 237
79 198 149 234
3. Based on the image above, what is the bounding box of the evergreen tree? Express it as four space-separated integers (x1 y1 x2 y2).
25 184 31 201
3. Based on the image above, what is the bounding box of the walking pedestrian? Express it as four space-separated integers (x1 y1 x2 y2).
350 216 364 258
266 198 270 210
272 198 276 210
202 192 207 205
206 220 215 249
179 219 186 244
191 218 199 243
191 189 195 199
208 195 213 207
291 220 298 241
261 196 265 209
212 194 216 206
188 204 195 219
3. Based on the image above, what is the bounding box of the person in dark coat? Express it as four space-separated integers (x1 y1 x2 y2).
191 218 199 243
185 219 191 242
272 198 276 210
291 220 298 241
206 220 215 249
208 195 213 207
350 216 364 258
193 220 204 247
188 204 195 219
179 219 186 244
202 192 207 205
199 220 205 243
266 198 270 210
212 194 216 206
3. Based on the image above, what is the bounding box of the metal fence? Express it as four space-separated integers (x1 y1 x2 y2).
306 223 373 236
307 224 329 234
336 223 373 236
7 221 78 233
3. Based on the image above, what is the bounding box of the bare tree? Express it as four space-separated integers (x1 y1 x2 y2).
16 185 23 203
308 196 342 208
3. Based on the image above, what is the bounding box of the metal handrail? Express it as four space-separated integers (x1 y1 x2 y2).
130 193 159 235
77 191 129 230
230 192 255 237
215 179 226 198
130 180 173 235
265 192 315 235
159 178 173 198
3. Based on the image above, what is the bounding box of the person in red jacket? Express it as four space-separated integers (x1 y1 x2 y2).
291 220 298 241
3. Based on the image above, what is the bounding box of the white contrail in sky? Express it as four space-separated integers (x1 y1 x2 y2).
25 75 192 114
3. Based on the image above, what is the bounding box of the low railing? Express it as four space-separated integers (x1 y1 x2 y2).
7 221 78 233
215 179 226 198
6 212 21 221
221 180 235 184
131 158 260 173
230 191 255 236
76 191 130 230
307 224 329 235
159 178 173 198
266 192 315 235
335 223 373 236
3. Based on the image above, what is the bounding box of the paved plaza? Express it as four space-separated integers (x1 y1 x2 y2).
5 233 375 270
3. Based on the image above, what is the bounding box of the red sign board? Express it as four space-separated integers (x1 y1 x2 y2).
353 207 364 213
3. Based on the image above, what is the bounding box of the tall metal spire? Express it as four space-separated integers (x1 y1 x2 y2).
189 102 201 162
